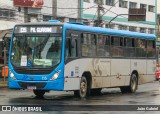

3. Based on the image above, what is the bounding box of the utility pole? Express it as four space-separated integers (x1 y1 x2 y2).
95 0 102 27
52 0 57 19
78 0 82 22
24 7 29 23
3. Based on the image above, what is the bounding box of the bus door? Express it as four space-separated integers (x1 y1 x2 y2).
64 30 80 90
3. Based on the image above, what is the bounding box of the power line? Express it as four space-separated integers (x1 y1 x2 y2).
43 5 96 9
0 4 97 19
101 0 119 17
63 5 97 17
91 10 98 22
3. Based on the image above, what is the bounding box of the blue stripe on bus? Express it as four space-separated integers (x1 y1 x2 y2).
64 23 156 39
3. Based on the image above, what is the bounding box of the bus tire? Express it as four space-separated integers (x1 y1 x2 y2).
74 76 89 98
129 73 138 93
33 90 45 98
120 73 138 93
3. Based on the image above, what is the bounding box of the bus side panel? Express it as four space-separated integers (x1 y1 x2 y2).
90 58 111 88
146 59 156 82
110 59 130 87
64 59 81 90
64 58 111 90
131 59 147 84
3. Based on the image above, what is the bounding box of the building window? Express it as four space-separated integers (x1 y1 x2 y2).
106 0 115 6
140 27 146 33
129 2 137 9
148 5 155 12
129 26 137 32
84 0 90 3
94 0 103 5
118 25 128 30
0 8 15 19
148 28 154 34
43 15 52 21
140 4 147 10
119 0 128 8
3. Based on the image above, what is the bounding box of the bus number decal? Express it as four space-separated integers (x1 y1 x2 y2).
42 76 47 80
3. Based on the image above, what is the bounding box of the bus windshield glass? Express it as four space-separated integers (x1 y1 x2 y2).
11 34 62 68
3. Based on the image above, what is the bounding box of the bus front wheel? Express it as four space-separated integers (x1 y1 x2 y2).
74 76 89 98
33 90 45 98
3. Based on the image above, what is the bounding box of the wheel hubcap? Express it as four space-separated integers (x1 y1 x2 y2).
131 77 136 91
81 81 87 94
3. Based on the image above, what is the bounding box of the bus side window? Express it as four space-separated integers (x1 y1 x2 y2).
111 36 124 57
124 38 135 57
70 38 77 57
65 33 77 59
81 33 89 57
90 34 97 57
104 35 110 57
147 40 156 58
136 39 146 58
97 35 105 57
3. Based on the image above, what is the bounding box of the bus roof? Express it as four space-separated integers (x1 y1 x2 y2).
64 23 156 39
15 22 156 39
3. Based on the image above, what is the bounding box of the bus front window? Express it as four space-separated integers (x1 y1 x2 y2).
11 35 62 68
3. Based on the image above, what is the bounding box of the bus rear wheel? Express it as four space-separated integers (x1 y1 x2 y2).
120 73 138 93
129 73 138 93
74 76 89 98
33 90 45 98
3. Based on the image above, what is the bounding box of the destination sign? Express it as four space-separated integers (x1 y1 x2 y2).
14 26 62 34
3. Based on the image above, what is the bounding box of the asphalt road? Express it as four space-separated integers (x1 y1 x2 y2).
0 81 160 114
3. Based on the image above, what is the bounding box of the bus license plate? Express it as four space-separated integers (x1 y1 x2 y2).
27 86 37 90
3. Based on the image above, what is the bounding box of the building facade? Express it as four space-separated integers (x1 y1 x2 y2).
0 0 80 32
158 0 160 14
82 0 157 34
0 0 156 34
157 0 160 40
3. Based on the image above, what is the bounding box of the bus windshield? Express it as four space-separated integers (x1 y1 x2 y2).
11 35 62 68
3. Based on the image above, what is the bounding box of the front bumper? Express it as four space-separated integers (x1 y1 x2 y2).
8 78 64 91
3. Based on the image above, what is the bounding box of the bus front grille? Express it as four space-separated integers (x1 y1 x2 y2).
18 82 46 89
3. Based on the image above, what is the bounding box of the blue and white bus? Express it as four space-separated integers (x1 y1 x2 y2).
8 20 156 98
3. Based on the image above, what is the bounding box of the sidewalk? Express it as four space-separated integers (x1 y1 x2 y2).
0 78 8 88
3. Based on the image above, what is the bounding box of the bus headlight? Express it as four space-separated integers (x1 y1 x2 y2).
9 71 16 80
50 70 61 80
